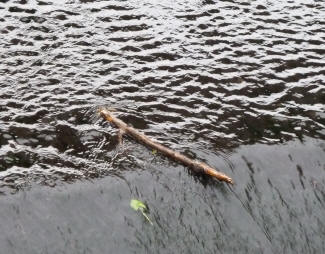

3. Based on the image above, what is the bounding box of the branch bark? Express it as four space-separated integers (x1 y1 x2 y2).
99 108 233 184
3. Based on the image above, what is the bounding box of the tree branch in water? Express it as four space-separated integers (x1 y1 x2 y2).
99 108 233 184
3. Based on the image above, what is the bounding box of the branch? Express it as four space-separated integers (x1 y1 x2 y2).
99 108 233 184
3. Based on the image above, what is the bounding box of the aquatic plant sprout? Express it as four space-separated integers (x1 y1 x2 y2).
130 199 153 225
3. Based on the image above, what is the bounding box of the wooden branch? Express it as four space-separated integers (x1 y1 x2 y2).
99 108 233 184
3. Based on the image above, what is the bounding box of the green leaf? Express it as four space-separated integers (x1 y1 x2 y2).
130 199 147 211
152 149 157 155
130 199 153 225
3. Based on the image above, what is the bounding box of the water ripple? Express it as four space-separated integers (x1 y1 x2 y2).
0 0 324 191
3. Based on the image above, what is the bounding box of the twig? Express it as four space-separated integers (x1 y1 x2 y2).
99 108 233 184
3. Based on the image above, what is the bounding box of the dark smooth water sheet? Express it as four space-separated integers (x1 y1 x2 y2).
0 0 324 253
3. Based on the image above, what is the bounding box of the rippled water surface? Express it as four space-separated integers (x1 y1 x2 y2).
0 0 324 253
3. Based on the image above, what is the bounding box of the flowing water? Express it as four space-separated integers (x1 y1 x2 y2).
0 0 324 253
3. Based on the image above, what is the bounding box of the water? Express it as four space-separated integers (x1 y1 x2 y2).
0 0 324 253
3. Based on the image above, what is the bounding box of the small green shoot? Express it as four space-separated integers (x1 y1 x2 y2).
152 149 157 155
130 199 153 225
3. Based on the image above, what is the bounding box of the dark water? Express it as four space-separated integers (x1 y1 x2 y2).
0 0 325 253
